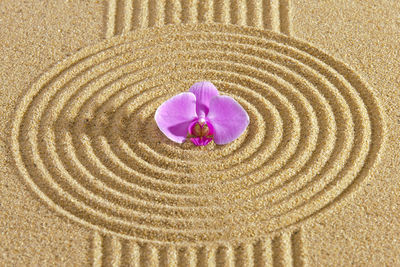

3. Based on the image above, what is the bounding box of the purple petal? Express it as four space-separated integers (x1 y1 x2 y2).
189 81 219 117
154 92 197 143
207 96 249 145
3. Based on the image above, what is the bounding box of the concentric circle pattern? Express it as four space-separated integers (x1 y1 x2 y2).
11 24 384 243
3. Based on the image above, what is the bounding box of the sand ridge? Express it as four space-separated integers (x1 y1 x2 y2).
106 0 292 37
90 231 305 266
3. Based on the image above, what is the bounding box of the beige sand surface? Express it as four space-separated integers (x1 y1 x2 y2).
0 0 399 266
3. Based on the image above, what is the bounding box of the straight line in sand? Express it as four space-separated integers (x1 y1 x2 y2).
105 0 292 37
91 229 306 266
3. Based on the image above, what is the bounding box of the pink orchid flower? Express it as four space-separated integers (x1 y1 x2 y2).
155 81 250 146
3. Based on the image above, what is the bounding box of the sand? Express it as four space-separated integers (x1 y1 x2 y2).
0 0 399 266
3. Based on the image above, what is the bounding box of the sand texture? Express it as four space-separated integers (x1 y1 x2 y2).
1 0 399 266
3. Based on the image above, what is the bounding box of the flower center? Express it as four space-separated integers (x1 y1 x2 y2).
192 121 210 137
187 119 214 146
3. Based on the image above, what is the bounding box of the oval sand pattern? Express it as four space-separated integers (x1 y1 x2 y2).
11 24 384 243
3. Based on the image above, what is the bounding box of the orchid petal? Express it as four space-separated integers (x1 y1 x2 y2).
207 96 249 145
189 81 219 117
154 92 197 143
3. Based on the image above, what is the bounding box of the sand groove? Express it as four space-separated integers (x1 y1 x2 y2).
11 24 384 243
106 0 291 36
92 230 306 266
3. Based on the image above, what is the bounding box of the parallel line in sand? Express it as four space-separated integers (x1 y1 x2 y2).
279 0 292 35
114 0 133 35
105 0 117 38
230 0 247 26
214 0 230 24
291 229 307 267
102 235 122 266
165 0 182 25
91 230 305 266
181 0 198 24
149 0 165 27
105 0 292 35
247 0 263 28
272 232 292 267
91 231 103 267
198 0 213 23
132 0 149 29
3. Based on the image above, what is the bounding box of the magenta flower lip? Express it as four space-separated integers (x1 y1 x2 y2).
154 81 250 146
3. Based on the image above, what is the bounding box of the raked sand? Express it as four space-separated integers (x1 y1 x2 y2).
0 0 399 266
